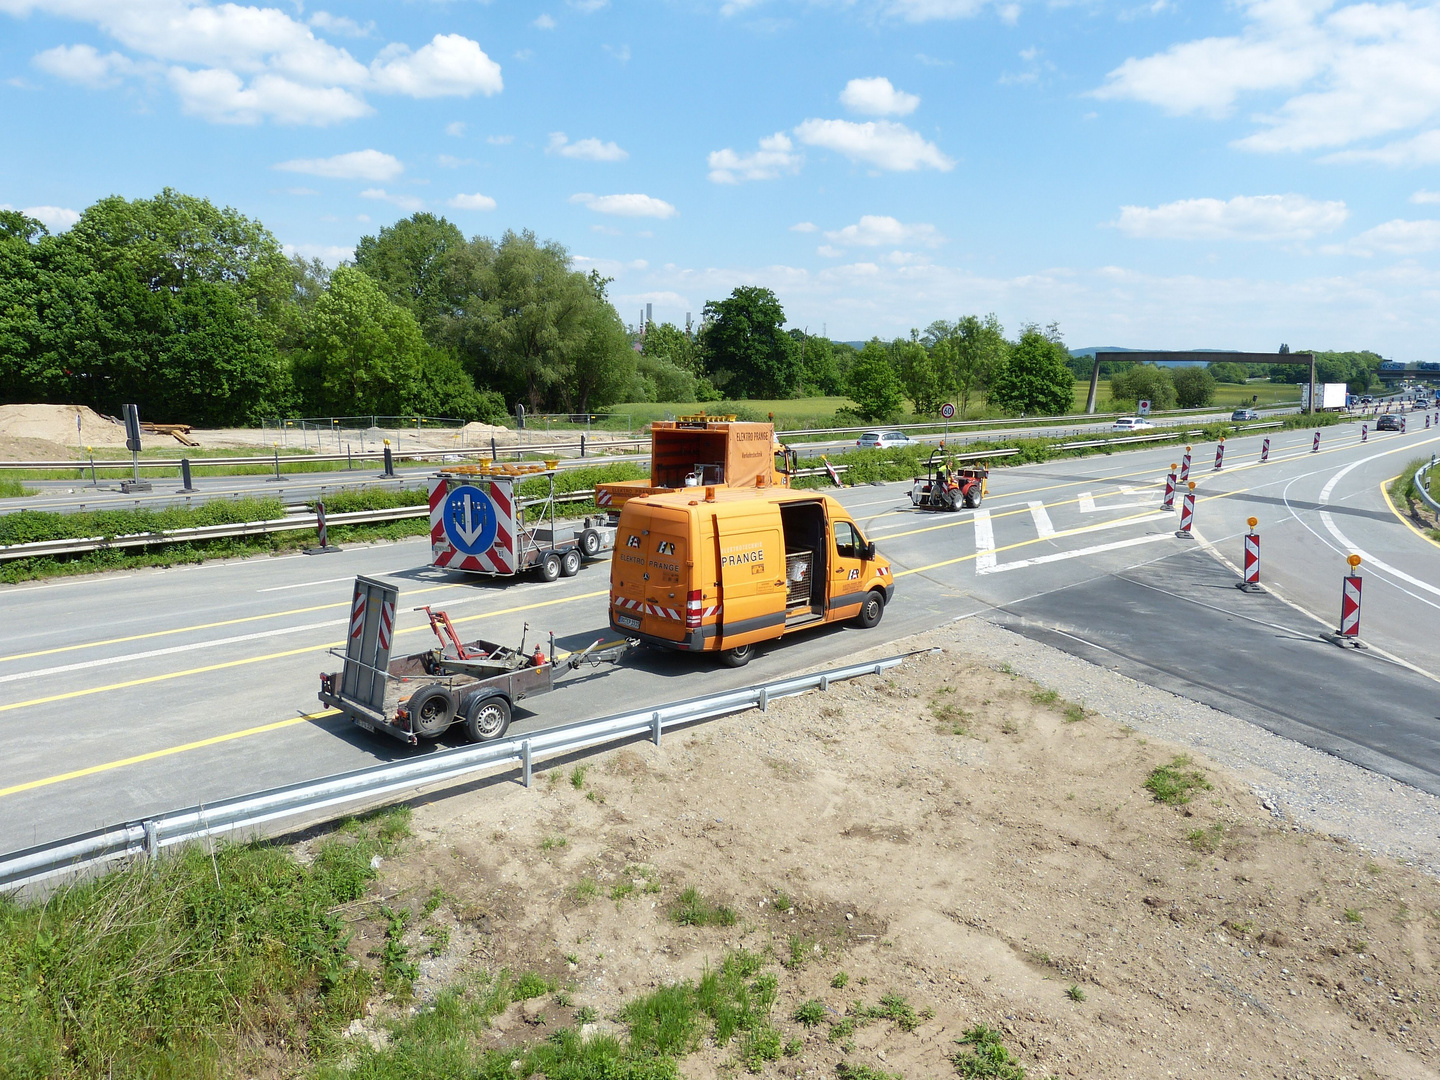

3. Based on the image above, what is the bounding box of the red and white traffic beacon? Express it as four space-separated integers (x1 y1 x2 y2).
1324 554 1366 649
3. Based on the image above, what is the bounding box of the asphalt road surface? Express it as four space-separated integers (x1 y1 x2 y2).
2 414 1437 854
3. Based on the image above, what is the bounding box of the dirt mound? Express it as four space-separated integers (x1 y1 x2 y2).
0 404 127 447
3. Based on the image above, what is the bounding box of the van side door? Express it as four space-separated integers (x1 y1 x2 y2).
828 518 866 617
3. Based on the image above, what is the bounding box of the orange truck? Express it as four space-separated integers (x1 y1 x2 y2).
595 416 792 519
610 485 893 667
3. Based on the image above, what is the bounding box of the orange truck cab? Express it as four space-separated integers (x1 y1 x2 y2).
610 486 894 667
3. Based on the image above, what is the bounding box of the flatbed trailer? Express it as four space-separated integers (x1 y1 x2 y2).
428 464 617 580
319 576 629 746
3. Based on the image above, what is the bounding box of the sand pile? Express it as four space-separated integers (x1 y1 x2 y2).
0 404 127 447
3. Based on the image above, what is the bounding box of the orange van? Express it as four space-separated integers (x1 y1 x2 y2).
610 486 894 666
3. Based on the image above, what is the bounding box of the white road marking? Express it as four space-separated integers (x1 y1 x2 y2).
973 509 996 573
0 619 345 685
259 576 360 592
1027 501 1055 538
1077 492 1096 513
977 532 1176 575
1318 511 1440 602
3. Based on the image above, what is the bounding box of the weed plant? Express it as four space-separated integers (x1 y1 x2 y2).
952 1024 1030 1079
669 887 737 927
1144 756 1213 805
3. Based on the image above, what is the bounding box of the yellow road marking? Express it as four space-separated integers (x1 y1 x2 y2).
1380 475 1440 551
0 590 609 713
0 710 341 798
0 581 472 664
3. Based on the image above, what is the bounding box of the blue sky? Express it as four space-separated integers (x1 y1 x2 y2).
4 0 1440 356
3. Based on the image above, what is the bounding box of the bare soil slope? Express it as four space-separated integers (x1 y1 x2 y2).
350 626 1440 1080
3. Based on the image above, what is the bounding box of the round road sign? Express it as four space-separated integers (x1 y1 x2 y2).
940 403 956 419
443 484 499 556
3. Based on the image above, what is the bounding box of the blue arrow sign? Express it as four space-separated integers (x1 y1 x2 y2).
443 485 498 556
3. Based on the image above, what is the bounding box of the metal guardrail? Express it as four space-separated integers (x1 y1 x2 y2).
1054 428 1207 451
1416 459 1440 515
0 653 912 892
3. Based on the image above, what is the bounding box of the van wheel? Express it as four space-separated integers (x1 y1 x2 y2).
718 643 754 668
855 590 885 629
560 548 582 577
580 528 602 557
464 696 511 742
539 552 562 582
408 684 456 738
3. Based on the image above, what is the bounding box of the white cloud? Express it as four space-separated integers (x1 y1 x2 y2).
371 34 502 98
569 0 610 11
793 118 953 171
445 120 466 137
1332 218 1440 256
284 186 318 195
884 0 993 21
603 43 630 64
570 192 677 218
817 245 844 258
790 221 818 232
824 214 944 247
1324 130 1440 166
16 2 503 125
282 241 354 263
487 134 514 145
275 149 403 181
1112 194 1348 241
448 192 497 211
436 154 475 168
309 12 372 37
169 66 370 124
534 13 557 29
1092 2 1440 156
1413 190 1440 205
707 133 802 183
10 204 81 232
839 76 919 116
548 132 629 161
32 43 136 87
360 188 425 211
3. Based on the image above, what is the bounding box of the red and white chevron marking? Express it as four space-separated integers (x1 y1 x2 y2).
1243 532 1260 584
1339 575 1362 637
614 596 685 621
377 598 395 651
348 588 367 640
596 489 612 507
428 478 517 575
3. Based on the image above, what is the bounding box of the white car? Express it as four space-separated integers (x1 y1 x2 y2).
856 431 914 449
1112 416 1154 432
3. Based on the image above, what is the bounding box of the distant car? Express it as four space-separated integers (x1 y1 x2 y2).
1112 416 1154 432
856 431 914 449
1376 414 1401 431
1231 408 1260 421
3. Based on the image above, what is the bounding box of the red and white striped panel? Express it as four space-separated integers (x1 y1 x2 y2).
614 596 684 620
428 478 450 565
486 482 516 574
349 588 367 640
596 489 612 507
377 598 395 651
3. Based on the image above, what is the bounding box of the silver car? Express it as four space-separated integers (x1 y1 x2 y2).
856 431 914 449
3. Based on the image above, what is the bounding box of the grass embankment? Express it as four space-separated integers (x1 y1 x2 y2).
1388 457 1440 541
0 477 36 499
0 462 651 585
0 807 1010 1080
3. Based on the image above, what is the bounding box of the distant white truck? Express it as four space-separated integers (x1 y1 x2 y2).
1300 383 1347 411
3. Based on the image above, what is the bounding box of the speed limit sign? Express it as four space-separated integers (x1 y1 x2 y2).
940 403 956 419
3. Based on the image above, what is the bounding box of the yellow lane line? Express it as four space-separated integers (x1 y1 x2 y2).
1380 475 1440 551
0 710 341 799
0 580 472 664
0 590 609 714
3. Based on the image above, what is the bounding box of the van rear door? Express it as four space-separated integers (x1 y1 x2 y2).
715 507 785 646
613 505 692 642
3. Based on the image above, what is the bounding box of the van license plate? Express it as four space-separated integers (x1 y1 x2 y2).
356 718 375 733
616 614 641 629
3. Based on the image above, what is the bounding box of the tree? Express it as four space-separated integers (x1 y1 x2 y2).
1108 364 1176 411
354 213 480 342
642 321 701 372
788 329 843 396
988 324 1075 416
700 286 800 399
1172 366 1216 408
293 265 426 416
847 339 903 421
895 332 949 415
930 314 1007 418
1207 361 1249 384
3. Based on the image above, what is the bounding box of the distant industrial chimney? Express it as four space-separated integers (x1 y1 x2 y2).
645 302 653 328
685 312 692 333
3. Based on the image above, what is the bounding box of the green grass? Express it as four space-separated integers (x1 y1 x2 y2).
836 1064 902 1080
1145 755 1213 806
0 807 411 1079
1345 908 1364 924
1065 984 1087 1002
0 476 37 498
831 971 850 989
793 999 827 1026
669 887 738 928
951 1024 1030 1079
570 764 591 789
1186 823 1226 853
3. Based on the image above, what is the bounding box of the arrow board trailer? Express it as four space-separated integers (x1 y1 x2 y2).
428 467 616 581
319 575 631 746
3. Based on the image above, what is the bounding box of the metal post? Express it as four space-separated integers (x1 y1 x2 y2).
88 448 96 487
144 819 158 859
179 457 193 492
580 433 586 458
491 436 497 462
382 441 395 478
1085 355 1101 414
652 710 662 745
267 444 283 482
522 740 532 787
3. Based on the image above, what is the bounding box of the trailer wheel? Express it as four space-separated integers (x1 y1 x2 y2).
718 642 754 668
539 551 563 582
560 548 582 577
464 696 511 742
854 590 885 629
408 684 456 738
580 528 602 557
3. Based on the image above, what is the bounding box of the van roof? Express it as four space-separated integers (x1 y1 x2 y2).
630 486 834 511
